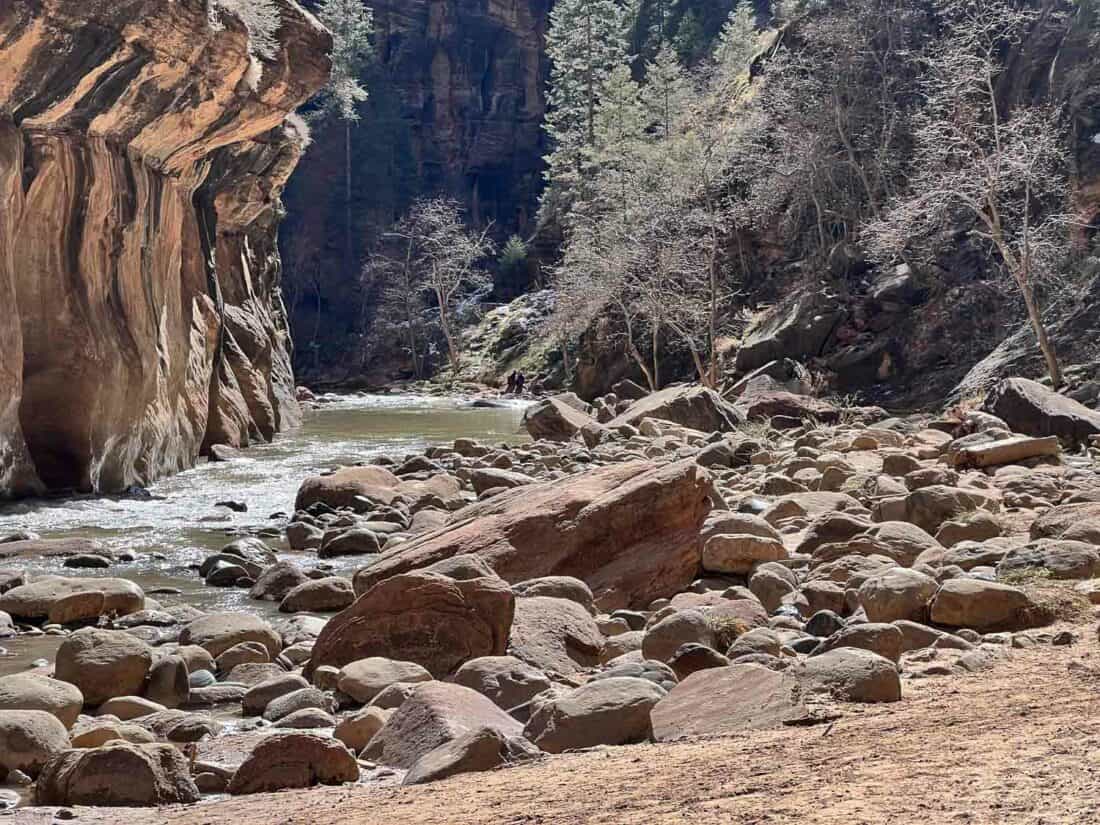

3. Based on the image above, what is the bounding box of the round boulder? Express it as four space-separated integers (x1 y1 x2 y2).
55 628 153 706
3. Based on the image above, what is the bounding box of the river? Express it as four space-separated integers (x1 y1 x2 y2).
0 394 530 676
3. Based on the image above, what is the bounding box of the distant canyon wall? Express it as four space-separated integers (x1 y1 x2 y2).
0 0 329 495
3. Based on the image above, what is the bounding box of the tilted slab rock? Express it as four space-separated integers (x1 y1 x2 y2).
986 377 1100 447
948 435 1061 469
607 385 744 433
352 460 714 611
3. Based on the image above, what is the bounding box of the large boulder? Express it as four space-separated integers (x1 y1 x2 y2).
362 682 523 768
607 386 744 433
522 398 599 441
702 534 788 575
997 540 1100 580
986 377 1100 446
55 628 153 706
0 576 143 621
0 710 70 777
0 673 83 728
507 596 604 677
858 568 939 623
36 742 200 805
929 580 1044 631
178 613 282 659
1030 503 1100 545
735 291 844 372
336 657 433 704
902 486 998 534
403 726 540 786
295 465 462 512
227 733 358 795
279 577 356 613
523 677 666 753
794 648 901 703
307 571 513 678
351 460 714 611
452 656 552 712
651 665 810 740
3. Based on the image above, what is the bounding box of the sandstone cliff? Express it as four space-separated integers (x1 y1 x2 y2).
0 0 329 495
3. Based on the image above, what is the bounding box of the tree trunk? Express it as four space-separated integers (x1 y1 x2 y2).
436 290 460 371
1015 269 1063 388
344 122 353 276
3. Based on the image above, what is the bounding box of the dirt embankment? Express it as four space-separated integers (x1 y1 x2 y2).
13 621 1100 825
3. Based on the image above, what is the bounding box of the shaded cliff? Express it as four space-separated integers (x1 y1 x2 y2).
282 0 549 382
0 0 330 495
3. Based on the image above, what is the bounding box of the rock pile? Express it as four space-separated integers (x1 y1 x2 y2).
1 378 1098 807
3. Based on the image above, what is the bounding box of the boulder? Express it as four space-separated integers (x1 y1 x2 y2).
334 706 391 752
511 576 596 614
70 720 156 748
36 742 200 805
522 397 599 441
794 648 901 703
469 468 536 495
351 460 714 611
651 665 810 740
453 656 553 712
1030 503 1100 544
813 623 904 663
607 386 744 433
702 534 787 575
262 688 331 723
0 673 83 728
0 710 70 777
227 733 358 794
403 726 540 785
319 528 382 559
250 562 310 602
929 580 1044 631
986 377 1100 446
523 677 666 753
642 610 716 664
242 674 311 716
997 540 1100 580
55 628 153 706
0 576 143 621
507 596 604 677
144 655 189 709
362 682 523 769
949 435 1060 469
178 613 282 659
279 577 356 613
296 466 463 512
336 657 433 704
858 568 939 623
902 486 998 534
859 522 942 567
307 571 513 679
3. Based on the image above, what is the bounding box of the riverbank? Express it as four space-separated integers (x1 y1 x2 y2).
2 380 1099 816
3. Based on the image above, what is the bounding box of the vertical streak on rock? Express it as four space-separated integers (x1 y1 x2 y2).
0 0 330 496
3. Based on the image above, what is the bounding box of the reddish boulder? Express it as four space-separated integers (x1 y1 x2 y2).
352 460 714 611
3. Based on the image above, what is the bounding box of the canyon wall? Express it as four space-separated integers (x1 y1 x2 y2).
282 0 550 382
0 0 330 495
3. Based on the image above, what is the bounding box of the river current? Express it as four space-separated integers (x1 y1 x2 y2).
0 394 530 675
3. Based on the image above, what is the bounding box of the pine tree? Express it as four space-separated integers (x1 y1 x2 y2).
541 0 630 227
314 0 374 275
642 44 692 139
713 3 757 87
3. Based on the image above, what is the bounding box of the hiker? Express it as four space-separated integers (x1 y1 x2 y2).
515 372 526 394
505 372 517 394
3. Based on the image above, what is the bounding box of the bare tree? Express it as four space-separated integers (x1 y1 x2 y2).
363 221 428 379
402 199 495 372
865 0 1071 386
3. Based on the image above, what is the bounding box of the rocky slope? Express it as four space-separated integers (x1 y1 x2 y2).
0 0 329 496
1 381 1098 812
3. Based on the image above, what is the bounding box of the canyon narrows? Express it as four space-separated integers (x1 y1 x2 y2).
0 0 329 496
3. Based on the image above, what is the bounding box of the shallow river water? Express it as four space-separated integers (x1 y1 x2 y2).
0 394 529 676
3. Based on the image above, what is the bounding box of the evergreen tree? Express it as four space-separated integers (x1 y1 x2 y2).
712 3 757 92
541 0 630 227
314 0 374 275
672 9 706 63
642 44 692 139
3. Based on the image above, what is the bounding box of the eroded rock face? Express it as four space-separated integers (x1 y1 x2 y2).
0 0 329 495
